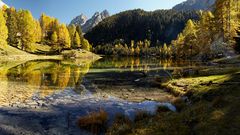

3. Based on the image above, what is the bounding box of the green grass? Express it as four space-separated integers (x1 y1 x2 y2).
77 110 108 134
0 44 100 62
107 68 240 135
61 49 101 59
0 44 62 61
213 55 240 64
163 74 230 96
0 44 32 56
32 43 52 54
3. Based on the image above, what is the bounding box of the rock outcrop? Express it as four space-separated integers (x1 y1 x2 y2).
70 14 88 26
70 10 110 33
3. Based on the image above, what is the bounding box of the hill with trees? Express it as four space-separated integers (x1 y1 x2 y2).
0 5 94 60
85 9 199 46
172 0 216 11
172 0 240 60
86 0 240 59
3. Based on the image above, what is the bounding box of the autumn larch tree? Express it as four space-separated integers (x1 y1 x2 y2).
0 9 8 46
76 25 84 43
5 7 18 46
73 32 81 49
17 10 37 51
51 31 58 44
57 24 71 49
68 24 76 47
182 19 198 57
81 39 91 51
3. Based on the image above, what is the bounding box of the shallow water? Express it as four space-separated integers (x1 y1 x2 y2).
0 57 205 134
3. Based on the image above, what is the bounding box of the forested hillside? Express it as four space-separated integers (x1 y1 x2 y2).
85 9 199 46
0 6 92 56
172 0 240 60
172 0 216 11
87 0 240 59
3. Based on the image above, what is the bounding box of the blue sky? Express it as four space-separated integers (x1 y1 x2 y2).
3 0 185 24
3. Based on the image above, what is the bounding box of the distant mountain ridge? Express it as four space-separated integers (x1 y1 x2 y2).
70 10 110 33
173 0 216 11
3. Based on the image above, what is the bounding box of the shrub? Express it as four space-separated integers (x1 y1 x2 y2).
173 98 187 112
62 50 77 59
134 111 152 122
107 114 133 135
157 106 173 113
77 109 108 134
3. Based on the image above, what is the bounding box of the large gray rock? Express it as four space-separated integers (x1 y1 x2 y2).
173 0 216 11
70 10 110 33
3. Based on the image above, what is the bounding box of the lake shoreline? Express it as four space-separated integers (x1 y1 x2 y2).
0 87 176 135
107 56 240 134
0 44 101 61
0 55 239 134
0 52 101 61
0 56 179 134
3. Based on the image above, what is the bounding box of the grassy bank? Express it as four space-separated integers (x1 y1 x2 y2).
0 44 100 61
107 60 240 134
212 55 240 64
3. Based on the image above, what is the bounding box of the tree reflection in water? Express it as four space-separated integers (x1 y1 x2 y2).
0 57 202 106
0 60 92 105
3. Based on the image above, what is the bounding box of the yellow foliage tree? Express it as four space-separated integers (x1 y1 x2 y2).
0 10 8 46
57 24 71 49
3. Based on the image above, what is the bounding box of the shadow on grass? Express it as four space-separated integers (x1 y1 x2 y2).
107 72 240 135
77 109 108 134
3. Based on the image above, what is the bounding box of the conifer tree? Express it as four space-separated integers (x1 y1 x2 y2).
51 31 58 44
144 39 150 48
40 13 55 39
197 11 215 55
162 43 168 56
135 46 140 55
68 24 76 46
0 10 8 46
76 25 84 42
73 32 81 48
82 39 91 51
5 7 18 46
34 20 42 43
130 40 135 55
214 0 238 42
182 19 198 57
172 33 185 57
17 10 36 51
57 24 71 49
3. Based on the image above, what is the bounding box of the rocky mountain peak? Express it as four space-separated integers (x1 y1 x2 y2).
101 10 110 17
70 13 88 27
93 12 100 17
70 10 110 33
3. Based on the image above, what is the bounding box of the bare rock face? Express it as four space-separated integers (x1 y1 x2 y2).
70 10 110 33
0 1 8 8
173 0 216 11
70 14 88 27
